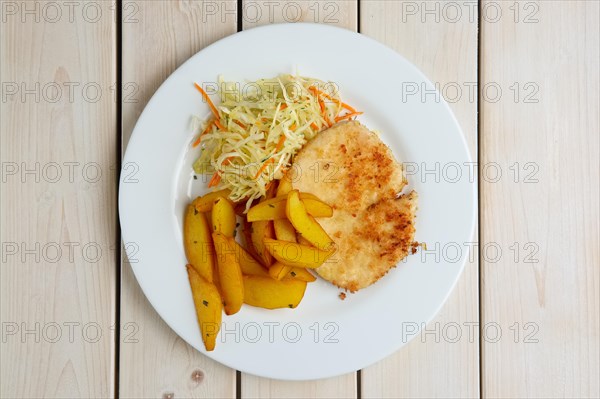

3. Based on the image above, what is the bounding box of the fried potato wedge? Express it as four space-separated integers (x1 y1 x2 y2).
286 190 334 250
240 219 256 255
268 261 292 280
249 198 287 221
272 218 296 279
274 218 297 242
251 220 274 266
302 197 334 218
212 197 236 237
247 193 332 222
286 267 317 282
276 175 293 197
243 275 307 309
183 205 214 282
266 179 278 199
212 232 244 315
186 265 222 351
192 189 232 212
297 234 313 247
227 237 269 277
263 238 331 268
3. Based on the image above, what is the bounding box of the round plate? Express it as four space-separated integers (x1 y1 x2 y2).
119 23 475 380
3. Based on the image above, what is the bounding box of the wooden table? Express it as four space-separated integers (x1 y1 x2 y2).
1 1 598 398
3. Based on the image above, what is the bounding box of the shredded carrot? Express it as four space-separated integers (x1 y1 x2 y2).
254 158 275 179
275 135 286 152
192 120 215 147
223 156 234 165
265 181 274 191
334 111 363 123
321 101 330 126
280 103 288 110
310 122 319 130
316 96 325 113
234 120 247 129
194 82 225 130
309 86 357 113
290 123 296 131
208 172 221 188
314 95 329 127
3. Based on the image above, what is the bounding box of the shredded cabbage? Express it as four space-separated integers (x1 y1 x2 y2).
192 74 352 211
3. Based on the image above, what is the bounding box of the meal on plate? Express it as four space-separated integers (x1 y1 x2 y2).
183 74 418 350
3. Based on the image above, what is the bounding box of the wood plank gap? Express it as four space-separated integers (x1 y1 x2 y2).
357 0 361 33
237 0 243 32
115 1 123 398
236 2 242 396
477 1 483 398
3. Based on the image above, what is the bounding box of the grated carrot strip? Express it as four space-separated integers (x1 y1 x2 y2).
334 111 363 123
208 172 221 188
253 158 275 179
275 135 286 152
192 120 215 147
309 86 357 113
194 82 225 130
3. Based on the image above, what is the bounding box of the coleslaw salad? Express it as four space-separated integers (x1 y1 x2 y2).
191 74 361 210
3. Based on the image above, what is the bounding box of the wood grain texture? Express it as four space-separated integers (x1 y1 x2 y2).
241 0 357 30
0 2 117 398
239 1 358 397
360 1 479 397
120 1 237 398
481 1 599 397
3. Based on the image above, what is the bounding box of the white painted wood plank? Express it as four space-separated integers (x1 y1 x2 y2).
120 1 237 398
361 1 479 397
0 2 117 397
481 1 599 397
242 0 357 30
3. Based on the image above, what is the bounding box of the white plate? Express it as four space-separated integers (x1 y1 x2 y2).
119 23 476 380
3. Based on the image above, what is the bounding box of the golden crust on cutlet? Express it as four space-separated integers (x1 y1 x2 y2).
290 121 418 292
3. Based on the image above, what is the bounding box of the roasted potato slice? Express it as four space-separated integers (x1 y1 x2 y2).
286 267 317 282
274 218 297 242
248 198 287 221
276 175 293 196
212 197 236 237
263 238 331 268
186 265 222 351
247 193 332 222
266 180 278 198
272 219 295 278
183 205 214 282
212 232 244 315
243 275 307 309
241 219 260 260
251 220 274 266
228 237 269 277
286 190 334 250
297 234 313 247
192 189 232 212
268 261 292 280
302 197 334 218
